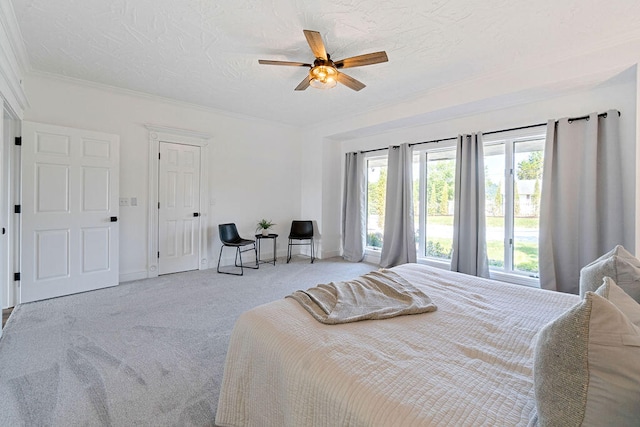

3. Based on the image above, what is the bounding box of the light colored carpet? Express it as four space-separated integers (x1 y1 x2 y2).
0 257 377 426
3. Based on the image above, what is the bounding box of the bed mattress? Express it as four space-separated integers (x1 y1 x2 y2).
215 263 579 426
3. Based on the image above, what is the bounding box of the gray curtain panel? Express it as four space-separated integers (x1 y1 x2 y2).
342 152 366 262
539 111 624 294
380 144 417 268
451 133 490 278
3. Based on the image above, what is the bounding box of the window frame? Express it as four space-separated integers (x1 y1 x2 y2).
413 140 458 267
482 126 546 287
364 151 389 253
357 126 545 288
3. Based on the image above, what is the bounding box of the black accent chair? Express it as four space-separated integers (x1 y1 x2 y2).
287 220 315 263
217 223 259 276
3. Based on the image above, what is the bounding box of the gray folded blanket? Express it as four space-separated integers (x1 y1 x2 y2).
286 269 437 324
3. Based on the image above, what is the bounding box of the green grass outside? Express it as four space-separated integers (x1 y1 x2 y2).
425 215 539 273
427 215 538 228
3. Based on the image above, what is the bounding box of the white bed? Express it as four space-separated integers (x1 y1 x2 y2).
215 263 580 427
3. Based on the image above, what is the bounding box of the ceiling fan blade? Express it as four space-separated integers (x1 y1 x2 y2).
336 72 366 91
258 60 312 67
295 75 312 91
303 30 327 60
334 51 388 69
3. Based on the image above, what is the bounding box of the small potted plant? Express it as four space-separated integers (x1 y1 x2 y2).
256 219 275 236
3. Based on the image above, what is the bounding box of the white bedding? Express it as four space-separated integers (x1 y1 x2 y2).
215 264 579 427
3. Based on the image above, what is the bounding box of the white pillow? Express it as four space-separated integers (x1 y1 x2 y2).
595 277 640 327
579 245 640 303
533 288 640 426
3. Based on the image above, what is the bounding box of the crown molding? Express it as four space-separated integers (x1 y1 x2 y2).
0 0 29 115
0 1 30 74
28 70 301 131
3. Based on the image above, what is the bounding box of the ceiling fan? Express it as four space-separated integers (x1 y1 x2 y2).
258 30 388 91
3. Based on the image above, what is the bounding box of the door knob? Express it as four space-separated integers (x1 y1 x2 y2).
193 212 200 217
110 216 118 222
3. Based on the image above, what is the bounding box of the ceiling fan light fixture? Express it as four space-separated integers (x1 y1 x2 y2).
258 30 388 91
309 65 338 89
309 77 337 89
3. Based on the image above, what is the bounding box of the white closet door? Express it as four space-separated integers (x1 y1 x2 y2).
158 142 201 275
21 122 119 303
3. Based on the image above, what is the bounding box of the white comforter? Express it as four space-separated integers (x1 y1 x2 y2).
215 264 579 427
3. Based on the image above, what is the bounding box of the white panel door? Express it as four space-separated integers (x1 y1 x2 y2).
21 122 119 303
158 142 201 275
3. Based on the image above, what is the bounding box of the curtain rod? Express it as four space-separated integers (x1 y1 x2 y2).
358 110 620 154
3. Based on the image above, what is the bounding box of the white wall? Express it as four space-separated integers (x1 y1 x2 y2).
306 67 638 260
0 1 28 119
298 40 640 260
23 74 304 281
12 45 640 291
0 2 28 310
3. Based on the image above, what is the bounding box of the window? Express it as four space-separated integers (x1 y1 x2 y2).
484 128 545 278
361 127 544 285
415 142 457 261
366 155 387 249
484 143 506 268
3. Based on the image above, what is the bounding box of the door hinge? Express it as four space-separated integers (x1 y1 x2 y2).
158 153 161 160
14 272 20 281
15 136 22 146
14 205 21 214
158 202 160 209
157 251 160 259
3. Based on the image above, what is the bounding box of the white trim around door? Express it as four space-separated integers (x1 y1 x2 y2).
1 107 20 311
146 125 211 278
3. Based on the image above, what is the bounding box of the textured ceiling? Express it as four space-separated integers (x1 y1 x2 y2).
10 0 640 128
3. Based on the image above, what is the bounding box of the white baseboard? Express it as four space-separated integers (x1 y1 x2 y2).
213 242 338 267
212 250 287 269
119 271 149 283
363 252 381 265
319 249 341 259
